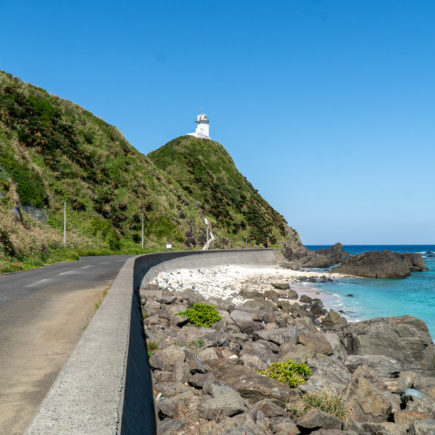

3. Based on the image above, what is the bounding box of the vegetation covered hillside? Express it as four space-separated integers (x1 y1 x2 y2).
149 136 287 246
0 70 294 272
0 71 206 271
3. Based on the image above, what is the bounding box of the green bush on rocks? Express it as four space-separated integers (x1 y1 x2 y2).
177 303 221 328
258 360 312 388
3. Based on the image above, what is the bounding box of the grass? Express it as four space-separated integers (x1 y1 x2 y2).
288 392 351 423
82 286 110 332
94 287 109 312
147 341 159 358
189 339 204 349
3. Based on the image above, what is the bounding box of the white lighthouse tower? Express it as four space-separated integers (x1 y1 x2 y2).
188 112 210 139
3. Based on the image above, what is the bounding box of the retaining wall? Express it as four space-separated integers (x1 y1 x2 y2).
26 249 276 434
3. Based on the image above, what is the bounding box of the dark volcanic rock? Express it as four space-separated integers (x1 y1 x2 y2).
199 378 247 419
333 250 427 279
321 309 348 329
296 408 342 431
271 282 290 290
300 294 313 304
219 364 293 405
341 315 435 376
301 243 348 268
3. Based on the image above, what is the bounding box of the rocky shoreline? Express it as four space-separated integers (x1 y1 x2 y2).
141 267 435 434
281 242 428 280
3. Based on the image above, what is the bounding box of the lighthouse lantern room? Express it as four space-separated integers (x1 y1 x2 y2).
188 113 210 139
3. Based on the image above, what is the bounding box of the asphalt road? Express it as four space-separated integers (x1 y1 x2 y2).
0 255 132 305
0 255 132 434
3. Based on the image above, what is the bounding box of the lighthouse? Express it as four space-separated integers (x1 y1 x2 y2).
188 113 210 139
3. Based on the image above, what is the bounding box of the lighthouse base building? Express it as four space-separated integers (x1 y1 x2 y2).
188 113 210 139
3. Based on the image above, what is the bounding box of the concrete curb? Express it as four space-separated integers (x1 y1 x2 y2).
26 249 276 434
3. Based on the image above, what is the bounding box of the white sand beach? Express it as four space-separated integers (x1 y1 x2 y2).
150 265 346 307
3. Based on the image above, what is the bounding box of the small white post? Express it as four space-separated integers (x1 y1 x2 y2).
141 213 144 249
63 202 66 247
267 236 269 248
245 236 248 248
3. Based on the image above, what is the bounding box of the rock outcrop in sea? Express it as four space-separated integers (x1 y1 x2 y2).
281 238 428 279
141 279 435 434
333 250 428 279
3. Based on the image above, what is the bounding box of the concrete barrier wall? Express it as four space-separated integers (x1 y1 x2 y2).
136 248 277 287
26 249 276 435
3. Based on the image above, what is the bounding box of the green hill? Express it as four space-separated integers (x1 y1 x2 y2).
149 135 287 246
0 70 296 272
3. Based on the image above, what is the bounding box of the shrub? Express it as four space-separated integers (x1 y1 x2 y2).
105 228 120 251
258 360 312 388
289 392 350 422
177 303 221 328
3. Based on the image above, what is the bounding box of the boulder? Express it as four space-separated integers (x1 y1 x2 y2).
344 366 396 423
240 340 279 364
239 289 264 299
402 392 435 419
239 299 276 313
149 345 185 371
177 325 228 348
414 376 435 401
299 243 348 268
270 418 300 434
154 381 191 398
158 419 187 434
350 421 409 435
297 331 334 356
281 343 315 363
383 371 416 394
401 253 428 272
300 295 313 304
199 413 267 435
321 310 348 329
199 379 247 420
157 390 196 418
241 354 268 370
394 410 427 428
287 289 299 300
252 398 286 418
300 357 351 395
333 250 427 279
310 299 327 316
188 373 213 389
253 327 298 346
341 316 435 376
271 282 290 290
344 354 401 379
187 354 207 374
296 409 342 431
409 419 435 435
230 310 265 335
219 364 293 406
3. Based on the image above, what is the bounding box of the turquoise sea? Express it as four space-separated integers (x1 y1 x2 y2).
305 245 435 339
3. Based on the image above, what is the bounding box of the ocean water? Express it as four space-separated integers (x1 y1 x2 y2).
304 245 435 338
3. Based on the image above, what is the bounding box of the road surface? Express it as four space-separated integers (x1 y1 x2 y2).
0 255 132 434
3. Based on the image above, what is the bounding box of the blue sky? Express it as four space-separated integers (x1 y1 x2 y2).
1 1 434 244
